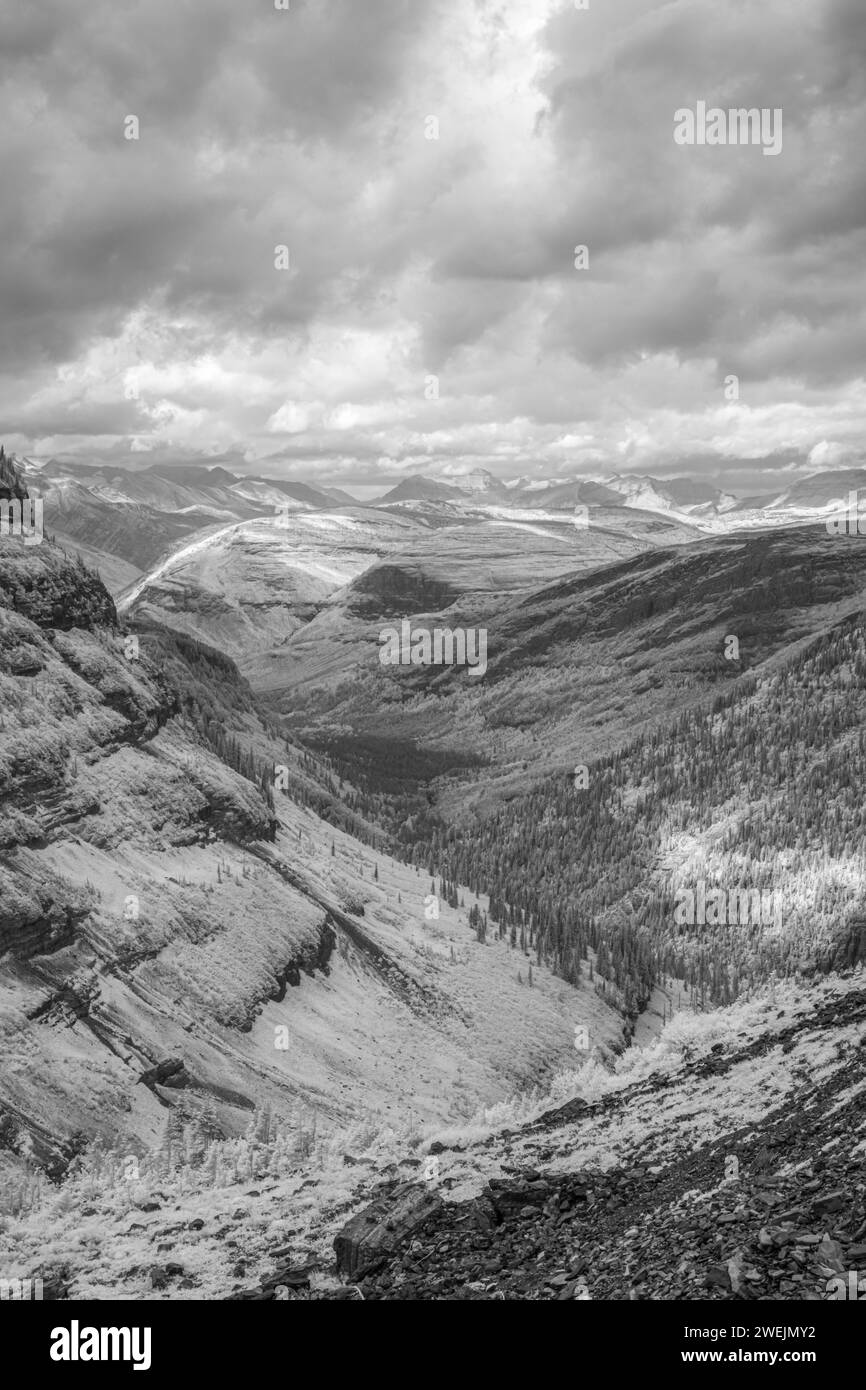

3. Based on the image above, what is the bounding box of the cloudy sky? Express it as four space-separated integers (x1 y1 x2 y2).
1 0 864 491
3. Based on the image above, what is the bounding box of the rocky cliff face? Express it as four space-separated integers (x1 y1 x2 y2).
0 538 325 1170
0 546 116 632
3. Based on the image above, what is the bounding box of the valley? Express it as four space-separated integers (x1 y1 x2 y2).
0 534 618 1197
3 453 866 1304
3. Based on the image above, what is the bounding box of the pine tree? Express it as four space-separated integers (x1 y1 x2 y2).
157 1110 183 1177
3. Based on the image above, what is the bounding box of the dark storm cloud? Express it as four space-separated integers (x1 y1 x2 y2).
0 0 864 480
524 0 866 384
0 0 438 371
420 0 866 385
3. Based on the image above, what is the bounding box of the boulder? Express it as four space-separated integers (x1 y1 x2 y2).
487 1176 551 1218
334 1183 442 1279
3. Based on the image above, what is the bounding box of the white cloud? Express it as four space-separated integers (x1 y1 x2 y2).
0 0 864 488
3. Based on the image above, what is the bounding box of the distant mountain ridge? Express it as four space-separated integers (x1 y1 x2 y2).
12 447 866 524
9 445 866 632
372 466 861 525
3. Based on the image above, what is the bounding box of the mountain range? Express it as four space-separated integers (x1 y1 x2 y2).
2 447 866 1305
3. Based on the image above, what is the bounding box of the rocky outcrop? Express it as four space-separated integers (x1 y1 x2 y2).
0 547 354 1171
0 901 81 960
0 447 28 503
138 1058 195 1091
0 874 92 960
271 919 337 1002
334 1182 443 1279
0 541 116 631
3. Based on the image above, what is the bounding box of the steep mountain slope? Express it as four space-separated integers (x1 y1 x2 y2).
336 971 866 1302
0 539 616 1190
3 970 863 1301
407 600 866 1027
37 475 220 581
